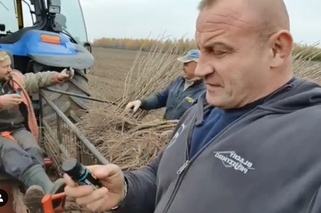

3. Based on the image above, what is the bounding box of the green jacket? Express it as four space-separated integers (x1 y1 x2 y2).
21 71 62 94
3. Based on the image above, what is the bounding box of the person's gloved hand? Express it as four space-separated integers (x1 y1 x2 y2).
58 67 74 81
64 164 126 212
125 100 142 112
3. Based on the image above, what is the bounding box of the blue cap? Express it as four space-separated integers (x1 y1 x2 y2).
177 49 200 63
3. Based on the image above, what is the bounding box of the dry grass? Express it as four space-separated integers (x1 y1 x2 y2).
79 114 177 170
293 43 321 62
78 42 182 169
292 44 321 83
116 43 182 120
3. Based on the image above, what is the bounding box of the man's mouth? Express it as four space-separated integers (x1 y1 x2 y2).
206 82 220 87
206 83 223 92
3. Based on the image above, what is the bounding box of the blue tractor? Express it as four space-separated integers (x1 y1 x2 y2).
0 0 94 122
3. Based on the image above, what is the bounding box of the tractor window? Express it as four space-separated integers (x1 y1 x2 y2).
58 0 89 44
0 0 19 33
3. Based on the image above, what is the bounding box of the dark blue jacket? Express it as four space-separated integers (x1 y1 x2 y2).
140 76 205 120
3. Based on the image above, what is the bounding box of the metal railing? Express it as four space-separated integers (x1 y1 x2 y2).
38 90 109 174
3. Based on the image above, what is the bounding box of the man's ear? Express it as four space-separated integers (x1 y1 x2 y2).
268 30 293 68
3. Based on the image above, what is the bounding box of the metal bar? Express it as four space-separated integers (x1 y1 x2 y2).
42 87 117 105
76 138 82 163
41 193 66 213
40 90 109 165
56 114 62 149
42 120 71 159
39 93 44 144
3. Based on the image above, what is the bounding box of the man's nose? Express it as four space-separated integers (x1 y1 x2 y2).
195 63 213 77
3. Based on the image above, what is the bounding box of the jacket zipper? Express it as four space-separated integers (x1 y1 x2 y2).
305 189 319 213
162 107 258 213
162 112 196 213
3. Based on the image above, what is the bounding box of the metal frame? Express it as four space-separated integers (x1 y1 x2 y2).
39 89 108 165
42 87 117 105
38 89 109 212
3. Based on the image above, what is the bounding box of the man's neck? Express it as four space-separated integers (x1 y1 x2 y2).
244 74 293 108
183 77 201 90
185 77 199 82
261 65 293 100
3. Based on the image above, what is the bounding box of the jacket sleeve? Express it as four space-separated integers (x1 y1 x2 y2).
113 151 163 213
23 71 63 94
140 87 170 110
113 108 193 213
140 78 180 110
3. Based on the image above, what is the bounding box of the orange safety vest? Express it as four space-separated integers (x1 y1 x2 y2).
1 131 16 141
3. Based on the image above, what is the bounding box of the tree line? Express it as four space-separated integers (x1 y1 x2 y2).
92 38 321 61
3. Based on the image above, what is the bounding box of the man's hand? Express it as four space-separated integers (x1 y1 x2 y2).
64 164 126 212
125 100 142 112
0 94 23 109
57 68 74 81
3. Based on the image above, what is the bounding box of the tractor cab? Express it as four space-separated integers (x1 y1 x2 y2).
0 0 91 47
0 0 93 70
0 0 94 122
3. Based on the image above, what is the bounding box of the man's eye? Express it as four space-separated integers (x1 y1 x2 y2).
213 50 227 54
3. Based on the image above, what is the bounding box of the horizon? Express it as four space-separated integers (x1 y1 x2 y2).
79 0 321 47
16 0 321 47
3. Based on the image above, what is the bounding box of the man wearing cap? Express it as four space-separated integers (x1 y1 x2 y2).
125 49 205 120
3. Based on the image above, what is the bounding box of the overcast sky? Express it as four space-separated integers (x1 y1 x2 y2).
14 0 319 46
76 0 320 46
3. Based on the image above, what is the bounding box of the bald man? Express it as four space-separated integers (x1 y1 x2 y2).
63 0 321 212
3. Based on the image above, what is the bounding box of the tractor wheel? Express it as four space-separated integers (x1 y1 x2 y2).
41 68 90 123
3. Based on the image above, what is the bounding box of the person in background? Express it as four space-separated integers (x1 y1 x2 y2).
64 0 321 212
125 49 205 120
0 50 73 212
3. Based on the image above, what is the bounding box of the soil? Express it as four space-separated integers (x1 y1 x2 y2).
88 47 150 101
